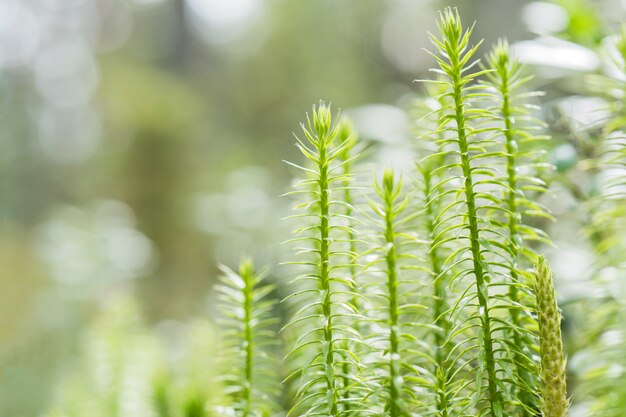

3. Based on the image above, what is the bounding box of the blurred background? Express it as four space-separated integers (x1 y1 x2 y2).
0 0 625 415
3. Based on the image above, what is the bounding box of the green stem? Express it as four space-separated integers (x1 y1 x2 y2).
498 63 535 414
341 156 357 413
423 167 450 417
382 181 401 417
449 56 502 415
424 168 447 366
318 135 338 416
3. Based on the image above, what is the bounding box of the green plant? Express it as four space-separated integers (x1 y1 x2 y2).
483 38 551 416
216 259 280 417
363 169 422 416
418 10 547 416
426 11 506 414
275 9 566 417
282 104 364 417
44 7 579 417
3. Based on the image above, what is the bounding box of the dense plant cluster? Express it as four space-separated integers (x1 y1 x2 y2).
248 9 566 417
44 7 626 417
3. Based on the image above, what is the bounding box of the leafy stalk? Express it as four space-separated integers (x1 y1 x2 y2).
423 166 446 379
316 108 339 417
534 257 568 417
360 168 425 417
283 104 362 417
373 170 409 417
427 9 503 415
383 184 402 417
216 259 279 417
419 162 452 417
484 39 550 414
414 80 455 417
336 119 360 414
489 40 524 347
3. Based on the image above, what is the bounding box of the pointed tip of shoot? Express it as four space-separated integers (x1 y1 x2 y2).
382 168 396 191
238 257 254 280
488 38 510 69
312 101 333 138
439 6 463 42
376 168 403 209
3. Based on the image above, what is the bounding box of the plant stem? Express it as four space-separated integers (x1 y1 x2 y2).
317 127 338 417
422 166 450 417
339 123 357 414
449 47 503 416
497 57 536 415
241 262 254 417
381 173 401 417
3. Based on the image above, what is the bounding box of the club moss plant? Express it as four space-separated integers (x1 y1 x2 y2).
45 7 579 417
279 7 563 417
216 259 280 417
282 104 363 417
275 10 564 417
362 169 423 416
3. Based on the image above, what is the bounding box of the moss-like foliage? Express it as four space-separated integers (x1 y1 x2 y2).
43 8 575 417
